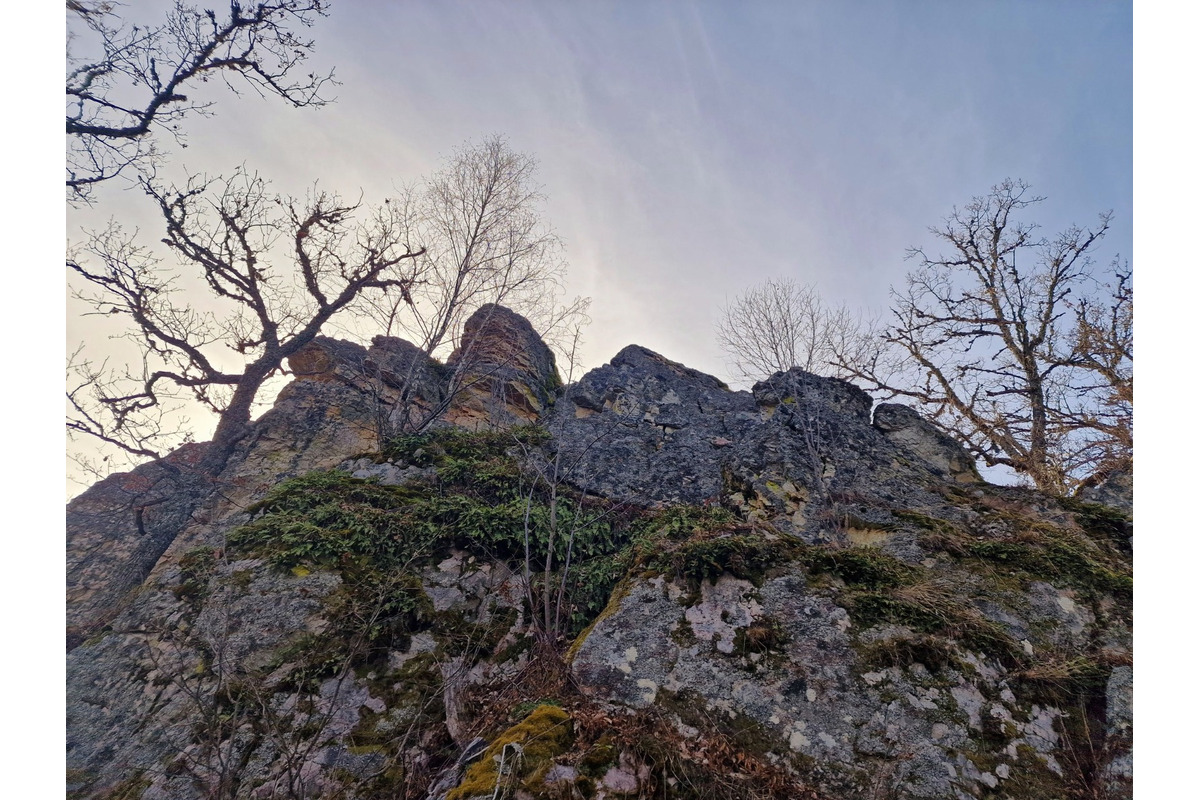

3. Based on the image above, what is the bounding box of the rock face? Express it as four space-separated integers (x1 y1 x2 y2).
1078 467 1133 513
66 311 557 649
549 352 960 542
287 335 448 435
66 444 212 650
444 304 561 428
66 313 1133 800
548 345 758 505
872 403 981 484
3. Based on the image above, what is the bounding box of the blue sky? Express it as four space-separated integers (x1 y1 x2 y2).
66 0 1133 383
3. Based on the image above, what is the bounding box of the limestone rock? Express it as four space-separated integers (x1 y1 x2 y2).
550 357 951 541
1078 467 1133 512
286 336 370 384
288 334 449 434
872 403 981 483
547 344 758 504
364 335 447 406
65 444 212 650
66 321 1133 800
1101 664 1133 798
444 304 561 428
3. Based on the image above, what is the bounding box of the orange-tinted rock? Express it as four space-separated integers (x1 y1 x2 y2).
443 304 561 428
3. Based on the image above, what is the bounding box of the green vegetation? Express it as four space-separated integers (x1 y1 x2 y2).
173 546 217 608
380 424 549 466
446 704 574 800
230 471 432 570
796 545 917 590
232 426 597 573
1058 496 1133 553
651 532 800 590
791 543 1028 668
631 505 799 592
890 509 960 537
965 536 1131 600
230 429 612 619
231 428 737 654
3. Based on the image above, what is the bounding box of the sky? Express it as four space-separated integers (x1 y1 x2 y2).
16 2 1200 795
65 0 1133 389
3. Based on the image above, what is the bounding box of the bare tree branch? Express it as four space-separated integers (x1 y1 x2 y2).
67 170 425 477
836 179 1130 495
716 277 875 383
351 136 589 365
66 0 336 203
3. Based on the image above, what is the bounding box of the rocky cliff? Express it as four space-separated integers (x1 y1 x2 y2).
66 307 1132 800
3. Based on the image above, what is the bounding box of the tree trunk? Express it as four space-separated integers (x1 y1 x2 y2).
202 361 273 477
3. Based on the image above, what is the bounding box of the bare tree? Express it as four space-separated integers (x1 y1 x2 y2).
1059 266 1133 487
716 278 869 383
354 136 588 361
67 169 425 477
837 179 1131 495
66 0 334 204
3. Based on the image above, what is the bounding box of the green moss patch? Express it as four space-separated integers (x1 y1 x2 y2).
447 704 574 800
650 532 800 589
230 427 667 640
381 425 549 469
796 546 918 590
964 534 1131 600
1058 496 1133 554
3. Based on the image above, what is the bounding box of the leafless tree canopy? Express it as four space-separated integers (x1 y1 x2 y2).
66 0 334 203
716 278 870 383
355 136 589 362
67 170 424 475
837 179 1132 495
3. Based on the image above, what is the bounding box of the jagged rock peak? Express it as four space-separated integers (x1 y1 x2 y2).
550 353 976 532
285 305 563 431
444 304 561 427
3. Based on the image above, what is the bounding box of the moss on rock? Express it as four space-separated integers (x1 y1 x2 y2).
447 704 574 800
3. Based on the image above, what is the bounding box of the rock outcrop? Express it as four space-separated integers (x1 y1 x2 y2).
66 444 212 650
66 308 1133 800
67 312 558 651
1078 467 1133 513
443 304 562 428
872 403 981 484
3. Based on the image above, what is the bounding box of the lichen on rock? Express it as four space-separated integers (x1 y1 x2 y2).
66 307 1132 800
